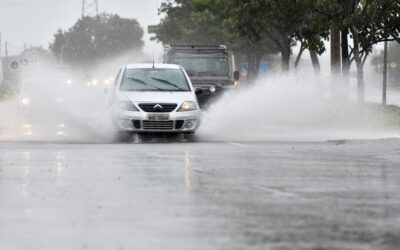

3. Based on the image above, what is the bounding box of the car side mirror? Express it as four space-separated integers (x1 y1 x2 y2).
195 88 203 95
234 71 240 81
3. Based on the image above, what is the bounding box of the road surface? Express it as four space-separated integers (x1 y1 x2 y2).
0 139 399 250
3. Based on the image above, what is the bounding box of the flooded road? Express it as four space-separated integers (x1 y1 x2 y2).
0 140 399 250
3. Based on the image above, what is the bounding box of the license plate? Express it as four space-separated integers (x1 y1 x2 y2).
147 114 169 121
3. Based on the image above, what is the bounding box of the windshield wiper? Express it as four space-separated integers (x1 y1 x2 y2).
126 77 163 90
151 77 185 91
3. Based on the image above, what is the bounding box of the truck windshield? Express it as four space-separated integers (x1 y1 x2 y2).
170 57 229 77
120 68 190 92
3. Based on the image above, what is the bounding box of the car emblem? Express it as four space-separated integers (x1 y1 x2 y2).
153 104 163 110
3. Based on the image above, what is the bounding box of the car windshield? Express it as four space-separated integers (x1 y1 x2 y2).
120 68 191 92
170 57 229 77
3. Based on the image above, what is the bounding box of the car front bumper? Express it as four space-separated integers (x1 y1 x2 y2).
112 110 201 133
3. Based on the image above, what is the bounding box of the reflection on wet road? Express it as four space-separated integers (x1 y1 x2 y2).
0 140 400 250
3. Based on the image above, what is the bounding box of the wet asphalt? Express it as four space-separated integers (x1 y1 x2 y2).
0 139 399 250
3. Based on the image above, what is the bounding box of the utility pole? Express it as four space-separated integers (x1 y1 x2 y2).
5 41 8 58
0 33 2 83
82 0 99 18
382 41 388 106
0 33 2 58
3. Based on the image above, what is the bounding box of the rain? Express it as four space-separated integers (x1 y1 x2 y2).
0 1 400 250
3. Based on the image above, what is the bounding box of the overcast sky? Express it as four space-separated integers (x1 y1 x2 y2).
0 0 164 56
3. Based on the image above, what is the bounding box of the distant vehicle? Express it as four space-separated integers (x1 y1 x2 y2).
109 63 202 138
163 45 239 107
239 61 270 79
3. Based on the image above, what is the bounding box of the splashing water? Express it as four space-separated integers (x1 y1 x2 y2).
198 73 400 142
0 65 113 142
1 60 399 143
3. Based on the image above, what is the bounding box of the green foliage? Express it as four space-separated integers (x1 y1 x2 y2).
155 0 399 76
366 103 400 128
155 0 227 45
0 85 12 101
222 0 330 70
154 0 283 78
51 29 67 63
50 14 144 66
354 0 400 54
316 0 400 62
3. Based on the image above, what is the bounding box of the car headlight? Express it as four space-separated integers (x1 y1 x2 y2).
118 101 139 112
21 97 31 106
178 101 197 112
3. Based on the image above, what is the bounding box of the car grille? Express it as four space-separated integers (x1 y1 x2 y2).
138 103 177 113
143 121 174 130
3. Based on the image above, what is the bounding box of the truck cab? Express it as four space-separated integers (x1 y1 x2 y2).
163 45 239 107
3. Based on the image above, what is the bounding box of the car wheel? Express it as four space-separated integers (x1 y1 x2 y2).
183 132 196 141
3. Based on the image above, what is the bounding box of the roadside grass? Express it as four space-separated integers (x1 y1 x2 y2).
0 85 12 101
365 103 400 128
388 84 400 91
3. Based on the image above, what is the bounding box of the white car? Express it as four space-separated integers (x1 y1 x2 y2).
110 64 202 137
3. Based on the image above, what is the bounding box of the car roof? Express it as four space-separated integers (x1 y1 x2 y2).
125 63 181 69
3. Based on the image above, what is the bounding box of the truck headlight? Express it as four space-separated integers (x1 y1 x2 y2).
118 101 139 112
178 101 197 112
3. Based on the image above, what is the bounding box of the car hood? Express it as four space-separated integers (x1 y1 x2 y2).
120 91 193 104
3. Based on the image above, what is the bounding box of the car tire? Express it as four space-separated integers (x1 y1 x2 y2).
183 132 196 141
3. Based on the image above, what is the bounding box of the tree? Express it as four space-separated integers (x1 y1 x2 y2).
155 0 330 77
220 1 278 79
315 0 400 102
50 14 144 66
50 29 67 63
294 2 331 73
348 0 400 103
223 0 330 72
155 0 279 80
155 0 226 45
